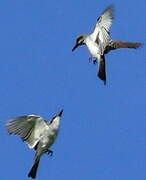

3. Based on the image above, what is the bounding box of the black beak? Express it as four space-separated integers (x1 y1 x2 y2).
58 109 64 117
72 43 79 52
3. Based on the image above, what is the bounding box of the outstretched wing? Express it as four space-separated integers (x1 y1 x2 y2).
6 115 49 149
104 40 143 54
92 5 114 54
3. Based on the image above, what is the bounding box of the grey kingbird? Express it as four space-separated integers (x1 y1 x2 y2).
6 109 63 179
72 5 142 84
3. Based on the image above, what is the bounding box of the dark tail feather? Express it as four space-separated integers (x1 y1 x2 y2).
98 55 106 85
28 159 40 179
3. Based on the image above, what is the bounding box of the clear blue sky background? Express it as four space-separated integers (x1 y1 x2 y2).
1 0 146 180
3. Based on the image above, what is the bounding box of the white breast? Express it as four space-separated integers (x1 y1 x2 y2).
40 126 58 149
85 36 100 58
41 117 60 148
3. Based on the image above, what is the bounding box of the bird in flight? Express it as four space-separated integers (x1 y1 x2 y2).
6 109 63 179
72 5 142 84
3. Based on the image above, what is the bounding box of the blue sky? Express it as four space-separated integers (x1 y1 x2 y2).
1 0 146 180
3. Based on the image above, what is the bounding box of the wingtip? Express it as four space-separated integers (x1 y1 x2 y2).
136 42 144 48
104 4 115 18
107 4 115 11
108 4 115 9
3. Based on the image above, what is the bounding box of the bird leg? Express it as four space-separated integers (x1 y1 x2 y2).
89 56 93 63
46 149 53 156
88 57 97 64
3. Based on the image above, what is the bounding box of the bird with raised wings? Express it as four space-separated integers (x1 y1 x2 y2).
6 109 63 179
72 5 142 84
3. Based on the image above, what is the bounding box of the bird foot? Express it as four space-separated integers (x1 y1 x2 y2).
46 149 53 156
93 60 97 64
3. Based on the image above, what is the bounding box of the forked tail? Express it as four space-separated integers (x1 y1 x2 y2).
28 159 40 179
98 55 106 85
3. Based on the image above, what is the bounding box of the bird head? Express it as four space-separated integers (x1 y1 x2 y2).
58 109 64 117
49 109 64 124
72 35 87 51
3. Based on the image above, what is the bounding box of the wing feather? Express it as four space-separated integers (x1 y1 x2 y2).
6 115 48 149
92 5 114 54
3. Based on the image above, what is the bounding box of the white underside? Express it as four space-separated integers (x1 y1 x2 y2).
85 35 101 61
